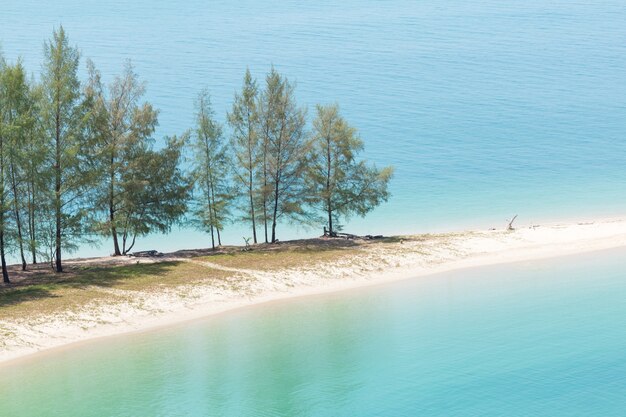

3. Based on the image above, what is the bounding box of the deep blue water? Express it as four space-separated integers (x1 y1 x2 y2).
1 1 625 254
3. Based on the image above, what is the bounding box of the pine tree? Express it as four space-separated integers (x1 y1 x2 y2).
84 60 159 255
0 55 11 282
2 61 35 271
308 104 393 235
228 69 260 244
41 26 93 272
258 69 310 243
114 135 190 254
23 80 48 265
190 90 231 249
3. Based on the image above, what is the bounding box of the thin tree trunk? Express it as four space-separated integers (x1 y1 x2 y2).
247 139 257 244
0 140 9 283
122 228 127 255
249 178 257 244
327 203 333 236
202 138 216 250
125 232 137 254
55 103 63 273
209 223 215 250
270 120 285 244
262 139 269 243
209 177 222 246
9 162 27 270
109 156 121 256
121 209 141 255
271 172 280 243
0 229 9 284
28 176 37 264
206 178 215 250
326 135 333 235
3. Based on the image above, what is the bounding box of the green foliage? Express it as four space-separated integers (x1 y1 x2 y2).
228 69 261 243
0 30 394 279
41 26 96 271
84 59 176 255
190 90 232 249
0 60 36 269
114 134 191 254
307 104 393 234
257 68 311 243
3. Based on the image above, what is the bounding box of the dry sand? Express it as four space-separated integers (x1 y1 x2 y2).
2 217 626 364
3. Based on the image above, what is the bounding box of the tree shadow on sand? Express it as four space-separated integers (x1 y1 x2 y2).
0 261 184 309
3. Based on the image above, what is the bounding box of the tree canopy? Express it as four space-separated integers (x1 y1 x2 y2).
0 27 393 281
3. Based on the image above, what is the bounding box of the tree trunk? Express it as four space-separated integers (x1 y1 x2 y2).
262 141 269 243
109 152 121 256
326 135 333 235
328 204 333 236
10 162 27 270
206 179 215 250
203 138 216 250
28 178 37 264
110 192 121 256
0 230 9 284
209 178 221 246
55 106 63 273
0 144 9 283
110 219 121 255
124 233 137 255
249 182 257 244
121 212 139 255
263 196 268 242
271 175 280 243
248 149 257 244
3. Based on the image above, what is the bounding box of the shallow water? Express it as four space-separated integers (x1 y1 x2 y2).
1 0 625 256
1 249 626 416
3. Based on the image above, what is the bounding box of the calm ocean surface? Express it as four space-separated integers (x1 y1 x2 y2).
1 249 626 416
1 0 625 256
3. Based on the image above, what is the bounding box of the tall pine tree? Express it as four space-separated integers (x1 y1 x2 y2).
41 26 93 272
307 104 393 235
190 90 231 249
228 69 260 244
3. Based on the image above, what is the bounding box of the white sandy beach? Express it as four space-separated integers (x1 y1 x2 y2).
2 217 626 365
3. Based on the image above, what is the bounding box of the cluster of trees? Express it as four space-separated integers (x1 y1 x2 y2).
0 27 392 283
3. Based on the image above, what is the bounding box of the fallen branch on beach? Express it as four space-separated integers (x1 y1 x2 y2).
322 227 383 240
129 250 164 258
508 215 518 231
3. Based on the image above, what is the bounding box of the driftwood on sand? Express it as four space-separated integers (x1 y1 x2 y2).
323 227 383 240
129 250 164 258
507 215 518 231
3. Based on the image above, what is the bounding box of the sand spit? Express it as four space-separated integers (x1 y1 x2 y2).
2 217 626 364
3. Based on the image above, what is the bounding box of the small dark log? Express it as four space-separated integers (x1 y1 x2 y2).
507 215 518 231
130 250 163 258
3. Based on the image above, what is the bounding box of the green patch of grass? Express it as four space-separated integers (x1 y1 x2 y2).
63 261 231 290
197 245 362 271
0 261 232 321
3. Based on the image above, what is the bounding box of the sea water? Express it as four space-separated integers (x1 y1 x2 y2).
1 248 625 416
0 0 625 256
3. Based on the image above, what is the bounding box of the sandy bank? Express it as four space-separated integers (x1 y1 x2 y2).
2 217 626 365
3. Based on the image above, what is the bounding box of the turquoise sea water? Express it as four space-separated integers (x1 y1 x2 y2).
1 249 626 416
1 0 625 256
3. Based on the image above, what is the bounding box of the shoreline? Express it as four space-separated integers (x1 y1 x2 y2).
2 217 626 366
